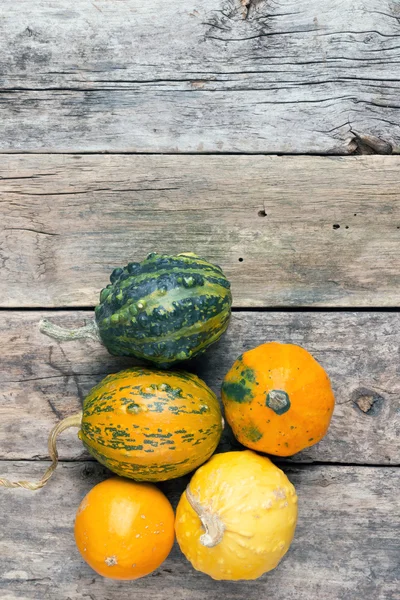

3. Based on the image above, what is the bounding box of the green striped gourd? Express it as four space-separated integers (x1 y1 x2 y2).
94 252 232 367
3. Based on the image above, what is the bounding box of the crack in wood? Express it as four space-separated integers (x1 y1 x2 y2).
4 227 59 237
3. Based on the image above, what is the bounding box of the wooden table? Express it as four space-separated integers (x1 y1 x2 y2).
1 2 399 599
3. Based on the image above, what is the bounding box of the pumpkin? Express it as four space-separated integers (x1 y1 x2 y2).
74 477 175 579
175 450 298 580
40 252 232 368
78 367 223 481
221 342 335 456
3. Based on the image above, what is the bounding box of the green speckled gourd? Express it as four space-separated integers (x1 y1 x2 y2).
2 366 225 490
79 367 223 481
94 252 232 367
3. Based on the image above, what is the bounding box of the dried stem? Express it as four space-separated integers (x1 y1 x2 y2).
0 413 82 491
185 486 225 548
39 318 100 343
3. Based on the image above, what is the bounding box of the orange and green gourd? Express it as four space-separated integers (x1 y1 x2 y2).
221 342 335 456
79 367 223 481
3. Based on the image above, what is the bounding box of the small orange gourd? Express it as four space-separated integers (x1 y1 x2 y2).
221 342 335 456
74 477 175 580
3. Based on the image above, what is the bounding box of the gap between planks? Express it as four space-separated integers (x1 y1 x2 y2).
0 458 397 468
1 307 400 312
0 151 397 155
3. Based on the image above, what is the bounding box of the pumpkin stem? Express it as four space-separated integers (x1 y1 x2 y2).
39 318 100 343
185 486 225 548
0 412 82 491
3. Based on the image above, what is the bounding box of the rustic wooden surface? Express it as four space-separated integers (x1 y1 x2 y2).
2 154 400 308
1 0 400 153
1 310 399 465
2 0 400 597
0 461 398 600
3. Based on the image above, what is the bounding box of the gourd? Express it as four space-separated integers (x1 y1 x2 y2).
175 450 298 580
79 367 223 481
74 477 175 580
39 252 232 368
221 342 335 456
0 367 223 489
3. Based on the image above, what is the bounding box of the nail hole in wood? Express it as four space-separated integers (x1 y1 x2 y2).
238 257 244 262
333 224 340 230
258 210 267 217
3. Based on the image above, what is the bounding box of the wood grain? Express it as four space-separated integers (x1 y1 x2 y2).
2 154 400 307
1 461 398 600
1 310 399 465
1 0 400 153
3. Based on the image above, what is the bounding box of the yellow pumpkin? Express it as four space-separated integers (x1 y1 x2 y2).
175 450 298 580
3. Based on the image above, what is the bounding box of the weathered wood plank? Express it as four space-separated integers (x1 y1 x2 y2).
2 154 400 307
1 0 400 153
1 311 399 465
0 461 398 600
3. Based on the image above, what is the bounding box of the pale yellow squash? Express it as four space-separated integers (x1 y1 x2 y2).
175 450 298 580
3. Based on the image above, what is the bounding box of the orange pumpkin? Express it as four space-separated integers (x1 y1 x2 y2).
221 342 335 456
74 477 175 580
